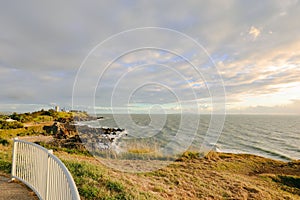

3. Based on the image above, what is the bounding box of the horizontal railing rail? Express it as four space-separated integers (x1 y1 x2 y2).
11 138 80 200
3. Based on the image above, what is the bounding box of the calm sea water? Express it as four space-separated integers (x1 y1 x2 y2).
81 114 300 161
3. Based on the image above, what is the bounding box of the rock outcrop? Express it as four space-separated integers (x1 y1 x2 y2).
43 122 126 151
43 122 77 139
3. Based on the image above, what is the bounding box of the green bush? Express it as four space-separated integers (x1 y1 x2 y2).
78 185 99 199
0 138 9 146
63 160 134 200
0 159 11 174
0 121 24 129
106 181 124 193
274 175 300 189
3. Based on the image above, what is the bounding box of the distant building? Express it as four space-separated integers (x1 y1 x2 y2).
5 118 16 122
55 106 60 112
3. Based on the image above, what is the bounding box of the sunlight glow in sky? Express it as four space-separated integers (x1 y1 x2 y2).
0 0 300 114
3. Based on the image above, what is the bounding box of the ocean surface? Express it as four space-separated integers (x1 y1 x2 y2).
80 114 300 161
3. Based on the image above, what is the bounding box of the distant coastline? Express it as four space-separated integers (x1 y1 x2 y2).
1 109 299 199
1 109 299 161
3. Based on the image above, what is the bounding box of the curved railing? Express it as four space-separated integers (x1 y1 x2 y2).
11 138 80 200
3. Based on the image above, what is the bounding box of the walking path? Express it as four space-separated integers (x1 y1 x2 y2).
0 175 37 200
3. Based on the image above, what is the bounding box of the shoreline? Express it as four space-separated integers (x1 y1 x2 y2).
1 110 299 163
1 134 299 199
0 111 300 200
18 134 299 164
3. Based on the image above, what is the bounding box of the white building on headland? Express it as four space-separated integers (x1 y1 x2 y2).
5 118 16 122
55 106 60 112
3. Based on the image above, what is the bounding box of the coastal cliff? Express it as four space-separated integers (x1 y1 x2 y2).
0 110 299 199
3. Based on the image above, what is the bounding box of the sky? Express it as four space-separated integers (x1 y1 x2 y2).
0 0 300 114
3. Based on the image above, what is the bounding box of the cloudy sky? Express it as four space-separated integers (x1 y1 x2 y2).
1 0 300 114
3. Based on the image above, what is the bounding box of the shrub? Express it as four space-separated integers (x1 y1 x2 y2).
0 159 11 173
0 121 24 129
106 180 124 193
0 138 9 146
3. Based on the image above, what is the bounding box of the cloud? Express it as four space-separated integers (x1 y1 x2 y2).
0 0 300 113
217 40 300 103
248 26 261 40
230 99 300 114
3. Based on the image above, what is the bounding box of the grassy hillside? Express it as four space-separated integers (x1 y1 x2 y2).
1 141 299 200
56 151 300 200
0 110 299 199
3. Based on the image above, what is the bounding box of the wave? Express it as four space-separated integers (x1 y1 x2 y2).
83 114 300 161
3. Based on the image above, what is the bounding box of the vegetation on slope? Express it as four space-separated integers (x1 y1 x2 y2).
0 110 299 199
57 151 300 200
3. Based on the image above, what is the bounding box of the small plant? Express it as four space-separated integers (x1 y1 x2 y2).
0 121 24 129
78 185 99 199
273 175 300 189
0 138 9 146
106 180 124 193
0 159 11 173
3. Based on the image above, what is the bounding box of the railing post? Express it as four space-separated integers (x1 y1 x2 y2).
45 149 53 200
11 137 19 181
10 140 80 200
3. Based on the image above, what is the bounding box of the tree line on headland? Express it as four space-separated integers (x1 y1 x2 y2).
0 109 92 126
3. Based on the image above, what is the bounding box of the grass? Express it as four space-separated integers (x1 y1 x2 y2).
0 138 9 146
0 142 12 174
0 124 49 139
33 115 53 122
1 140 300 199
276 175 300 189
92 139 178 162
0 112 299 199
56 151 300 200
36 141 92 156
271 175 300 195
0 158 11 174
63 159 148 200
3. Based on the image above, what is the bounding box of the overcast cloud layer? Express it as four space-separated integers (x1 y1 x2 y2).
0 0 300 114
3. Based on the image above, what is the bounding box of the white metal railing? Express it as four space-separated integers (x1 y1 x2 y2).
11 138 80 200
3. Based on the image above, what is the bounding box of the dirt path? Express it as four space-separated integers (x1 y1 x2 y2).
0 175 37 200
23 121 53 127
18 135 53 143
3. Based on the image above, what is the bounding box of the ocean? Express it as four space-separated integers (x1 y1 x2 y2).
79 114 300 162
